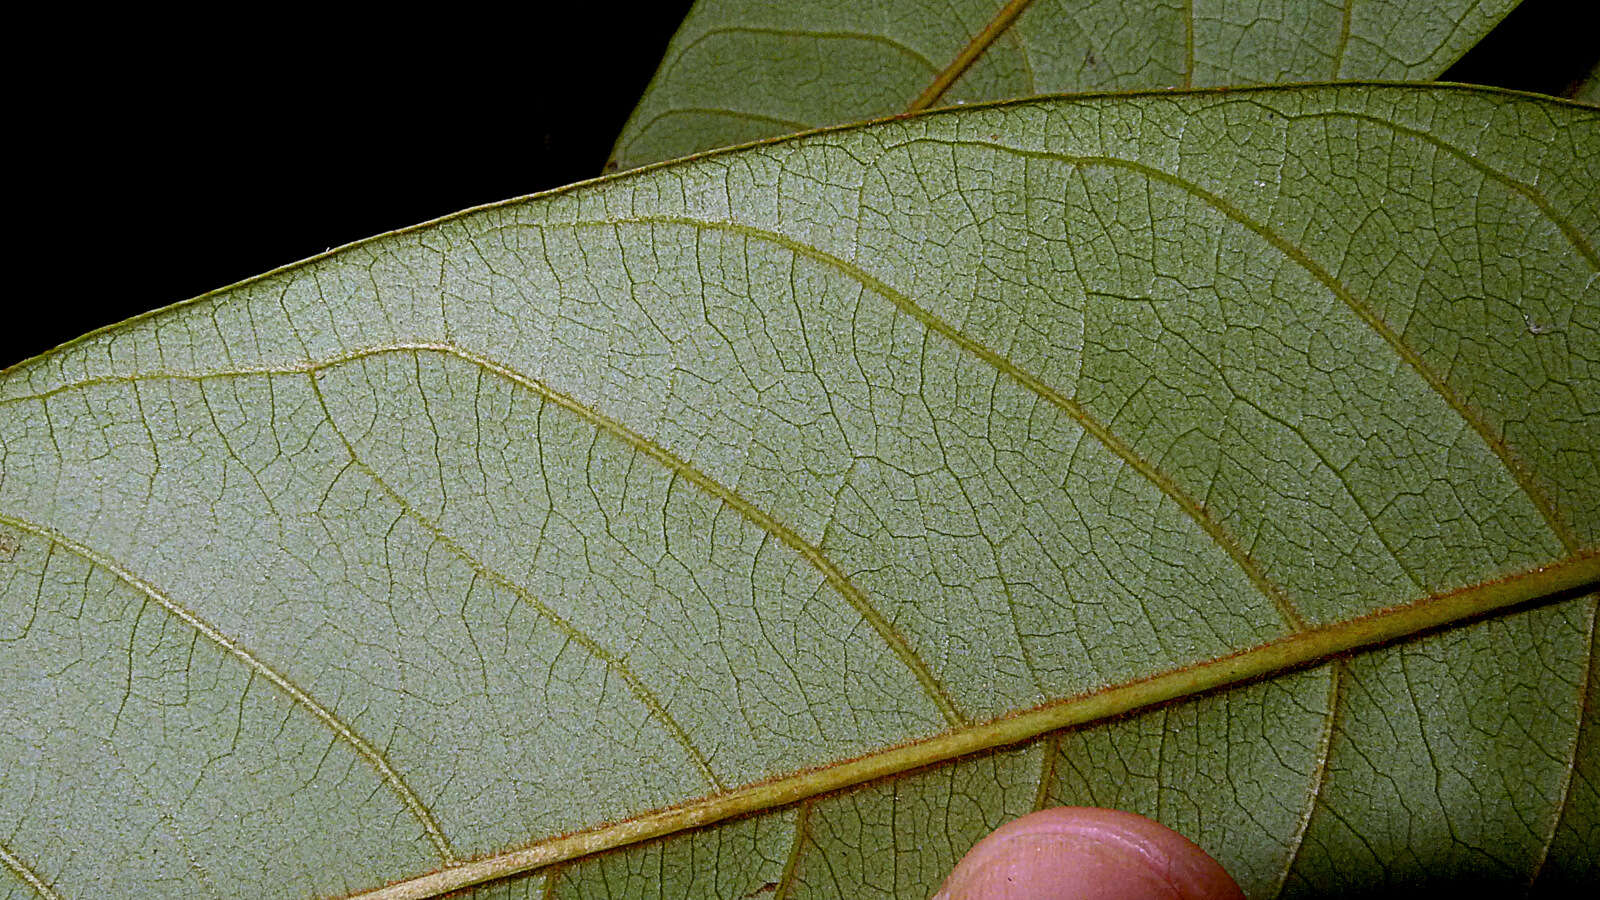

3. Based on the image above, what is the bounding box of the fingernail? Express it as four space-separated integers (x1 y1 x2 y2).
937 807 1245 900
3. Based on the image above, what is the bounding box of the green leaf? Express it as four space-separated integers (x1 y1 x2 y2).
2 84 1597 899
1576 60 1600 105
609 0 1522 169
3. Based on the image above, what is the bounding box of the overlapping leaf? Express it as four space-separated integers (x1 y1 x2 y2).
610 0 1521 169
1577 61 1600 104
1 84 1597 899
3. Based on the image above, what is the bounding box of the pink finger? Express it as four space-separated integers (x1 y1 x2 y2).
934 807 1245 900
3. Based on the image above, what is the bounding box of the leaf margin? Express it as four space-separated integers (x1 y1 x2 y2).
4 81 1597 900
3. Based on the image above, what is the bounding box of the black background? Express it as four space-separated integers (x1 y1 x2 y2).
6 0 1592 370
8 4 697 368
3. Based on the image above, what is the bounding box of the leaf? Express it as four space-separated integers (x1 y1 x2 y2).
1 84 1597 899
1577 60 1600 105
609 0 1522 169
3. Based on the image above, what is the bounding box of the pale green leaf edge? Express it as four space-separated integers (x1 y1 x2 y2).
607 0 1524 169
3 81 1588 387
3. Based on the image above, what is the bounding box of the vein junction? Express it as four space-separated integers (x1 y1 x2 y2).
0 510 458 864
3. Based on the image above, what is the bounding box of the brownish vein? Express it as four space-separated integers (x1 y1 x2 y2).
344 551 1600 900
1183 0 1195 88
1331 0 1354 78
596 215 1307 633
302 367 725 791
537 863 563 900
1031 731 1061 811
1530 592 1600 887
0 840 59 900
2 345 965 729
924 138 1582 552
1290 110 1600 270
626 20 906 157
909 0 1038 112
0 510 457 865
772 800 813 900
1271 660 1344 896
335 346 963 728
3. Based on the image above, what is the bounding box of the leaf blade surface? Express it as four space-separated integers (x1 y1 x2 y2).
609 0 1523 169
1 84 1597 898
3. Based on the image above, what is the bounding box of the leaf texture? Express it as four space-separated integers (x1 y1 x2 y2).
609 0 1522 169
1 84 1597 899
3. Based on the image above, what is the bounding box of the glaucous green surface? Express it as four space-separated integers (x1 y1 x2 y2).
610 0 1522 169
1 84 1596 898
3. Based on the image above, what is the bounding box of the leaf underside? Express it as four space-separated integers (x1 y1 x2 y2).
1 84 1597 899
610 0 1522 169
1577 60 1600 105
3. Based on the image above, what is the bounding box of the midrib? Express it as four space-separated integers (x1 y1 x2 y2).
347 550 1600 900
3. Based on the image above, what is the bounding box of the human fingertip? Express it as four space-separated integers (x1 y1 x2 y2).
936 807 1244 900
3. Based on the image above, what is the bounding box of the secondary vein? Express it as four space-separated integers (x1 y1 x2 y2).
1529 592 1600 887
0 840 60 900
1271 660 1344 895
901 137 1582 553
307 369 726 792
344 551 1600 900
0 511 457 864
596 215 1306 632
1 344 969 730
